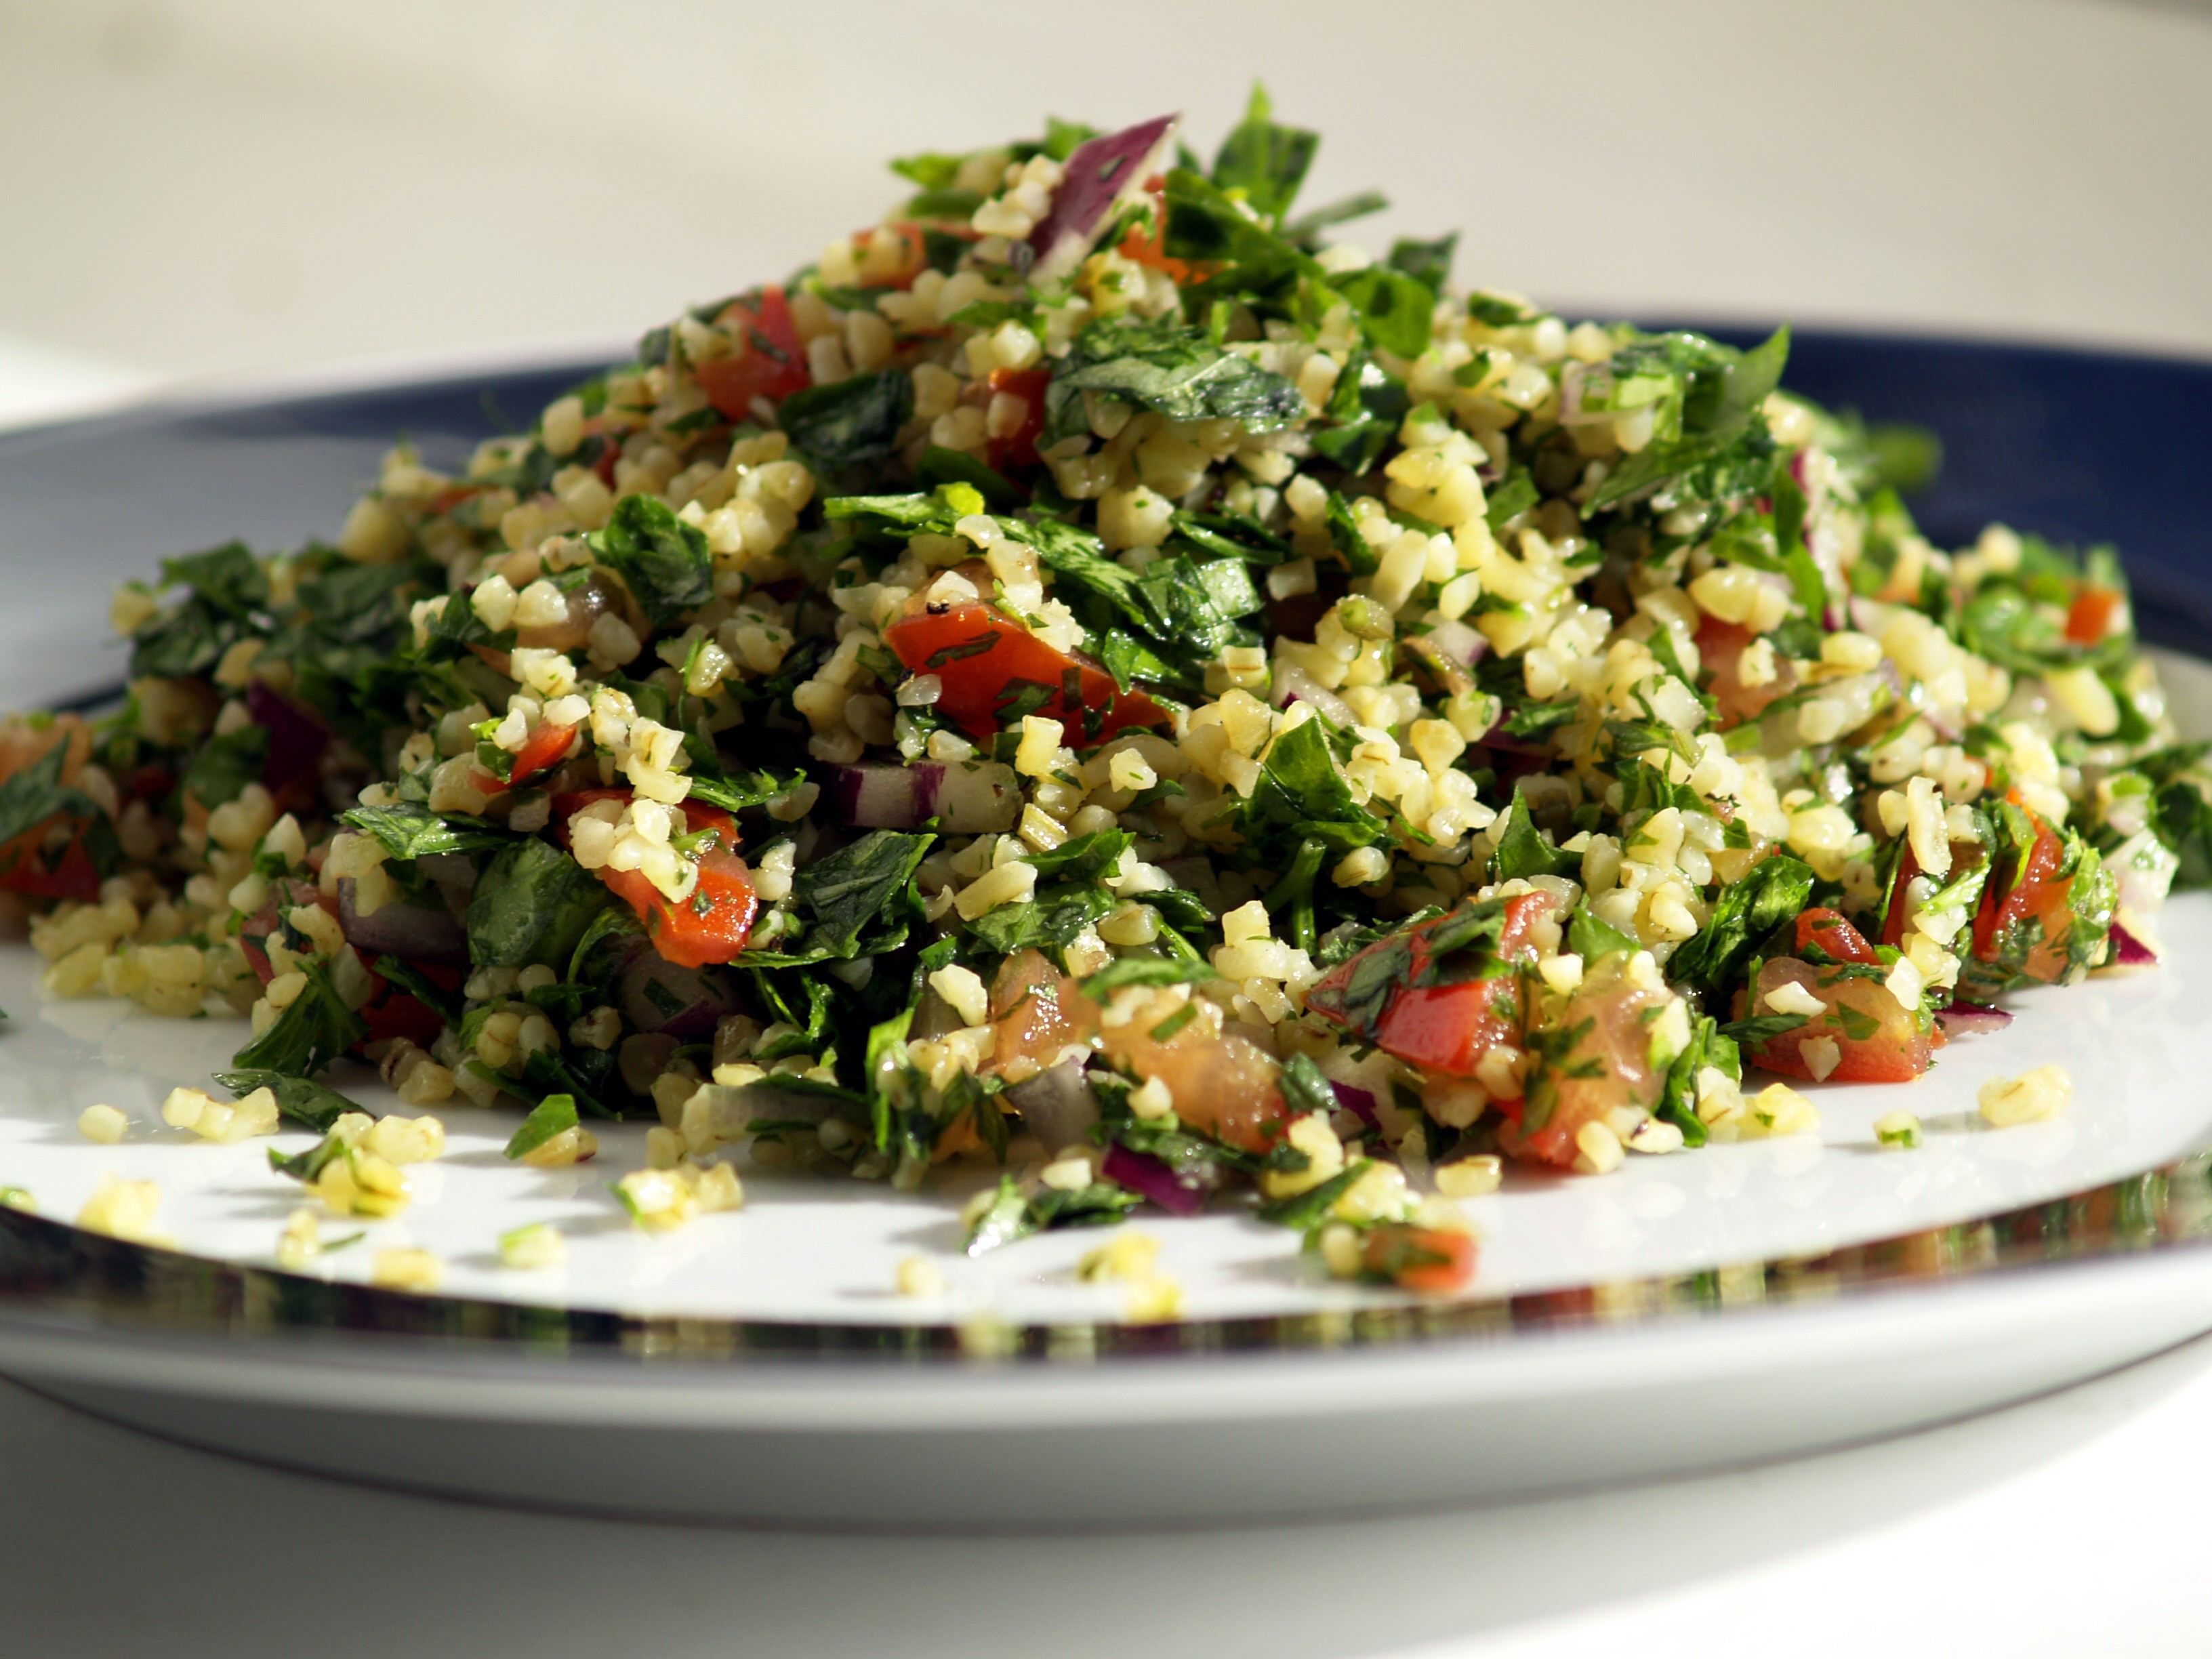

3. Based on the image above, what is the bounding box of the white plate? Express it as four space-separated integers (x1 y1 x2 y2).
5 354 2212 1527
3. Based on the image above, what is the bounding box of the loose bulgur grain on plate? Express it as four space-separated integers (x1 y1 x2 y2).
0 87 2194 1292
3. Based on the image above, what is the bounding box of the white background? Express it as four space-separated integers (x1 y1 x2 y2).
3 1 2211 1652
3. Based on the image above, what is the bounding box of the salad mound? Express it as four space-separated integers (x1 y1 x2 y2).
5 88 2204 1296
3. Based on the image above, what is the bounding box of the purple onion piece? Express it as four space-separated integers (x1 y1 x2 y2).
619 952 742 1040
1330 1082 1380 1130
832 762 943 830
2110 921 2158 964
337 878 470 966
1937 1002 2014 1036
1027 113 1180 284
249 680 329 794
1005 1062 1099 1152
1101 1142 1212 1218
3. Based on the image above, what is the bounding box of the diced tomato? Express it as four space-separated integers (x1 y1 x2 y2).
1695 617 1792 729
1372 980 1524 1079
985 367 1049 470
883 592 1168 742
987 949 1102 1082
1362 1224 1477 1293
358 985 447 1050
1970 817 2076 984
1116 174 1201 283
1307 891 1555 1078
1499 972 1673 1166
1099 993 1288 1156
0 824 100 903
493 716 579 796
1748 957 1931 1082
1796 907 1879 965
2066 585 2122 645
566 796 758 968
697 287 811 419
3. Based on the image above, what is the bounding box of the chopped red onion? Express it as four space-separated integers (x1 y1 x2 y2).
833 762 942 830
249 680 329 794
832 761 1020 832
337 878 470 966
1027 114 1180 285
2110 921 2158 965
1330 1082 1380 1130
1937 1002 2013 1036
1101 1142 1212 1218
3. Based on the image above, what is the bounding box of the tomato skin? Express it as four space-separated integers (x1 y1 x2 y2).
883 597 1167 742
1969 815 2083 985
697 287 810 419
1500 972 1673 1166
985 367 1049 470
2066 585 2122 645
1373 980 1523 1078
471 719 580 797
0 824 100 902
1748 957 1931 1083
1796 907 1879 964
1364 1225 1477 1293
1307 892 1554 1078
555 790 758 968
1117 174 1201 283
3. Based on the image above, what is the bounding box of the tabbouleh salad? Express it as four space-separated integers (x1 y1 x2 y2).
5 89 2206 1296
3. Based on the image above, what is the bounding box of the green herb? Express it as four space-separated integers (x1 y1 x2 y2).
1668 855 1816 994
1045 313 1305 441
1717 1012 1811 1046
1239 714 1387 858
1491 786 1577 880
1209 81 1318 222
962 1173 1141 1256
0 743 91 852
778 368 915 466
338 802 513 861
211 1068 365 1132
586 494 714 628
1387 232 1458 294
467 837 615 969
1566 902 1639 963
1333 266 1435 359
228 960 366 1081
505 1093 579 1160
1254 1160 1370 1231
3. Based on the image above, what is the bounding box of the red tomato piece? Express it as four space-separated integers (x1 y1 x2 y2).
1363 1225 1477 1293
1795 907 1879 964
1748 956 1931 1082
1307 892 1555 1078
1373 980 1523 1079
697 287 811 419
985 367 1050 470
575 798 759 969
470 720 579 797
1115 175 1202 283
2066 586 2121 645
1499 971 1673 1166
0 822 99 902
1695 617 1793 729
883 597 1167 742
1971 817 2074 983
